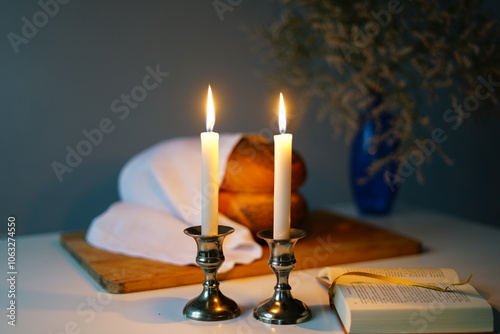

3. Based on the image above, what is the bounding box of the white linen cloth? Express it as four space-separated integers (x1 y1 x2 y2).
86 133 262 272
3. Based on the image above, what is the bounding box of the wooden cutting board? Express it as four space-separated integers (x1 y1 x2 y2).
60 210 421 293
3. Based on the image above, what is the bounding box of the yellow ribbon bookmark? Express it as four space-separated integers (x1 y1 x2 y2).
328 271 473 296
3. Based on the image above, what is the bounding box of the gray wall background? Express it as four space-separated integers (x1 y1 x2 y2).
1 0 499 235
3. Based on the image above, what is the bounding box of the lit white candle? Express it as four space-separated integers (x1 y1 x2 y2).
201 85 219 236
273 93 292 240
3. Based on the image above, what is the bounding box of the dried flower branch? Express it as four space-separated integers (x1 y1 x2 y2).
254 0 500 179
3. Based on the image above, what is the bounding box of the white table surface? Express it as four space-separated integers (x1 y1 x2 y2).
1 204 499 334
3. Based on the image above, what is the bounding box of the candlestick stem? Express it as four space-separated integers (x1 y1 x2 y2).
183 225 240 321
253 228 312 324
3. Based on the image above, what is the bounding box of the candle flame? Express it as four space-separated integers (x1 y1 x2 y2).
279 92 286 134
206 85 215 132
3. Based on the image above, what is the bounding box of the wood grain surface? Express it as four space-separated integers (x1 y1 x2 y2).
60 210 421 293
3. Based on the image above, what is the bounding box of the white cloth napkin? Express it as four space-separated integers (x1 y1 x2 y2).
86 133 262 272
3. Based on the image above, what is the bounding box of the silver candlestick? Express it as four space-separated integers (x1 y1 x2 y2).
253 228 312 325
183 225 240 321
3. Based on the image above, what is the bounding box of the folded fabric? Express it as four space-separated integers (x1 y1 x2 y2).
86 133 262 272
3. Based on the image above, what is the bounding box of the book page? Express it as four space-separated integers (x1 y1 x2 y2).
341 282 481 306
317 267 460 285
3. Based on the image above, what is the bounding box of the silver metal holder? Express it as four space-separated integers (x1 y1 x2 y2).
253 228 312 325
182 225 240 321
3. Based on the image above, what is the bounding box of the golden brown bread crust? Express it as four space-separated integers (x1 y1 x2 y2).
219 191 308 237
218 134 308 238
220 134 307 192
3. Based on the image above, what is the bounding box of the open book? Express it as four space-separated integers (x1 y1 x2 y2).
317 267 493 334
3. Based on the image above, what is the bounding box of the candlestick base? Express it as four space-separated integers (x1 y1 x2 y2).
183 225 240 321
253 228 312 325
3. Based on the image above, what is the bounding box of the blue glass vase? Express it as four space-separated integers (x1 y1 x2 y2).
349 95 399 214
